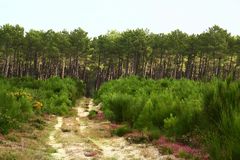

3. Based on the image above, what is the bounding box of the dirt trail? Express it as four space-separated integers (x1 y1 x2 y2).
48 98 178 160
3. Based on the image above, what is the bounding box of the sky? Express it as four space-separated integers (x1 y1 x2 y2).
0 0 240 37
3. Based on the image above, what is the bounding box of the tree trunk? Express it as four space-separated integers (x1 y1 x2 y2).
4 55 10 77
61 57 65 78
216 57 221 77
125 54 129 76
34 52 39 78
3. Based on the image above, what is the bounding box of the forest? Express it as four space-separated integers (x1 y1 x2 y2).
0 24 240 160
0 24 240 90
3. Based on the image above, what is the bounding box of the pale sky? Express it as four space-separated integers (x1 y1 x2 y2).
0 0 239 37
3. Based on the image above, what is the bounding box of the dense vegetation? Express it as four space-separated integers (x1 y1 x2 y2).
0 24 240 93
0 77 84 134
95 76 240 160
1 24 240 159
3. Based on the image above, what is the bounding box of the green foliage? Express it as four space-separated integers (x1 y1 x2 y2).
160 146 173 155
148 127 161 140
135 100 154 130
0 85 34 134
112 125 131 137
31 77 83 115
178 151 199 160
0 92 19 134
0 77 84 134
0 24 239 82
0 151 18 160
88 110 97 119
96 76 202 135
203 80 240 160
163 113 177 135
106 93 134 123
96 76 240 159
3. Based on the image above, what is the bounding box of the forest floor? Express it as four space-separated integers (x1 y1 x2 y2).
48 97 180 160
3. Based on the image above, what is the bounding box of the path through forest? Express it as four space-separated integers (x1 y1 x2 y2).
48 98 179 160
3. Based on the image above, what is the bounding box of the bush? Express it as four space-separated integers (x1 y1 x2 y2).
95 76 240 159
112 125 131 137
135 100 154 130
96 76 202 136
34 77 83 115
148 127 161 140
0 92 28 134
164 113 177 135
202 80 240 160
88 110 97 119
0 76 84 134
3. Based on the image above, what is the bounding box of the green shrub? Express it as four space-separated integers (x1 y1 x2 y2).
96 76 202 136
160 146 173 155
178 151 199 160
103 108 115 121
148 127 161 140
164 113 177 133
0 151 18 160
112 125 131 137
95 76 240 159
202 80 240 160
135 100 154 130
88 110 97 119
0 92 20 134
0 76 84 134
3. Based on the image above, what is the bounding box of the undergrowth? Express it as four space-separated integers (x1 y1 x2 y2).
95 76 240 160
0 77 84 134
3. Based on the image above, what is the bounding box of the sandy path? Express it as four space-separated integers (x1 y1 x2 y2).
49 117 68 159
48 98 178 160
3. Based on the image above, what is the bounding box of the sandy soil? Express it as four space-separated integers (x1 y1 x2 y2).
48 98 179 160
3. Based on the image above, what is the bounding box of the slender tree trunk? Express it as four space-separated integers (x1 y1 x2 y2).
125 54 129 76
228 55 233 73
185 52 195 79
198 55 203 79
95 54 101 90
133 52 140 75
4 55 10 77
202 57 208 79
34 52 39 78
55 63 59 77
61 57 65 78
117 56 122 78
75 55 79 78
11 50 17 77
149 56 153 78
216 57 221 77
180 55 184 78
159 53 163 78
